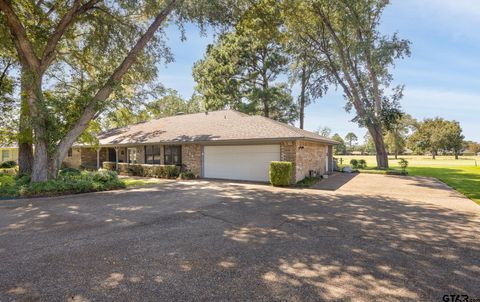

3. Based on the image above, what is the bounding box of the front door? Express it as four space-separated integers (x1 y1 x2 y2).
108 148 117 162
127 148 137 164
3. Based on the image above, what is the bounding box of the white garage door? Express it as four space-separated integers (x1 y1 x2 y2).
203 144 280 182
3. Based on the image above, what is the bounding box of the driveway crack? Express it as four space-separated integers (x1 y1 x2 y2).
197 211 233 225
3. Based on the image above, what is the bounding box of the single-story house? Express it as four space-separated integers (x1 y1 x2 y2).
65 110 338 182
0 144 18 163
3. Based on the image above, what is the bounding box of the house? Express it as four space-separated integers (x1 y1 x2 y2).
65 110 338 182
0 144 18 164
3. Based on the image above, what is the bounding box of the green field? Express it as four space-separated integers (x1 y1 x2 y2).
337 155 480 205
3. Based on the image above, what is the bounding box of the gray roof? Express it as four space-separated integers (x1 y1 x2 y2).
97 110 338 146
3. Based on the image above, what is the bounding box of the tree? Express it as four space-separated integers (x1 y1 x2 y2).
0 0 238 181
192 0 298 124
384 114 416 159
283 0 410 168
345 132 358 150
466 141 480 154
316 126 331 138
408 118 463 159
443 120 464 159
331 133 346 155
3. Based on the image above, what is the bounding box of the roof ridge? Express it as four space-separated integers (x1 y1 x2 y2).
254 115 338 143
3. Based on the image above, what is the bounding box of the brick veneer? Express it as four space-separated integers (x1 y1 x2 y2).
182 144 202 176
280 140 328 183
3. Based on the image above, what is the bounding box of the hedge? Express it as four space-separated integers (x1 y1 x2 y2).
103 162 179 178
269 161 293 186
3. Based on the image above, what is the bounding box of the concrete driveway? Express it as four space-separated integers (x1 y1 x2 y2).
0 174 479 301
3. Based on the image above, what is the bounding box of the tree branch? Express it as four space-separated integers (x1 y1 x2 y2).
0 0 40 70
53 0 179 167
40 0 100 72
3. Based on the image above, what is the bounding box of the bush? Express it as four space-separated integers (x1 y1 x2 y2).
398 158 409 174
0 174 15 187
269 161 293 186
178 171 196 180
0 167 17 175
0 169 125 198
0 160 17 168
357 159 367 169
59 167 81 177
296 176 321 188
350 159 359 169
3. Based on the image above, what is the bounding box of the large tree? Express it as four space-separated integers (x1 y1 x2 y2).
193 0 298 124
284 0 410 168
384 114 416 159
0 0 239 181
408 118 464 159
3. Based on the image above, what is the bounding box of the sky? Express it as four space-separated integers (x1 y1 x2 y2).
156 0 480 142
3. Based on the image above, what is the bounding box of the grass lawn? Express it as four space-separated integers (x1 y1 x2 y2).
120 176 173 188
337 155 480 205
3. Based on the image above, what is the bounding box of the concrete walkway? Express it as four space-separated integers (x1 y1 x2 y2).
0 176 479 301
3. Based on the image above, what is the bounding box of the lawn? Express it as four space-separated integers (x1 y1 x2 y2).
337 155 480 205
120 176 173 188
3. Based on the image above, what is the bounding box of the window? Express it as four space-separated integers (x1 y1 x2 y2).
145 145 161 164
164 145 182 165
127 148 137 164
2 150 10 161
67 148 73 157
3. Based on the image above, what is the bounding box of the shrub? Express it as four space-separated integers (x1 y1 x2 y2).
15 173 31 185
0 167 17 175
59 167 81 177
178 171 196 180
398 158 409 174
350 159 358 169
0 160 17 168
296 176 320 188
269 161 293 186
92 170 118 182
0 174 15 187
357 159 367 169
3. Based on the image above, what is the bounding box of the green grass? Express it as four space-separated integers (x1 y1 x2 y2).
337 155 480 205
121 177 171 188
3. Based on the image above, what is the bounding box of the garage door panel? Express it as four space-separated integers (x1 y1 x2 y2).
204 145 280 182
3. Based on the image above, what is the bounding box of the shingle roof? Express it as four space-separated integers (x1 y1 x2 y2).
97 110 338 146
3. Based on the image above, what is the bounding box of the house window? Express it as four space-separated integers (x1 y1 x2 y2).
145 145 161 164
2 150 10 161
67 148 73 157
127 148 137 164
164 145 182 165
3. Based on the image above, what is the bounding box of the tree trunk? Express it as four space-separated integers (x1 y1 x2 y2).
23 71 50 182
394 151 398 160
18 69 33 174
432 151 436 160
455 151 458 160
299 65 307 129
368 123 389 169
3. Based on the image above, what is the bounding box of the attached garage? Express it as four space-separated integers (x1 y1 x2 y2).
203 144 280 182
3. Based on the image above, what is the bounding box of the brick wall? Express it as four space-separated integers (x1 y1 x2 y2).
280 141 297 183
62 148 82 168
295 141 328 181
80 148 107 169
182 144 201 176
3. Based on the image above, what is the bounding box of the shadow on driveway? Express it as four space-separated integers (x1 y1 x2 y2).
0 180 479 301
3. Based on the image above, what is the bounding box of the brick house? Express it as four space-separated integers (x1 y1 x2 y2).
64 110 337 182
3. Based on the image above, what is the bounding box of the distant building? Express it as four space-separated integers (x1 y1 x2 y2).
0 144 18 163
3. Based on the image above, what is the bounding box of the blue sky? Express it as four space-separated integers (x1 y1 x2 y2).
157 0 479 142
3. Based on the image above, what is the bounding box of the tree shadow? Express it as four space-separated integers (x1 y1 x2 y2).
1 181 479 301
